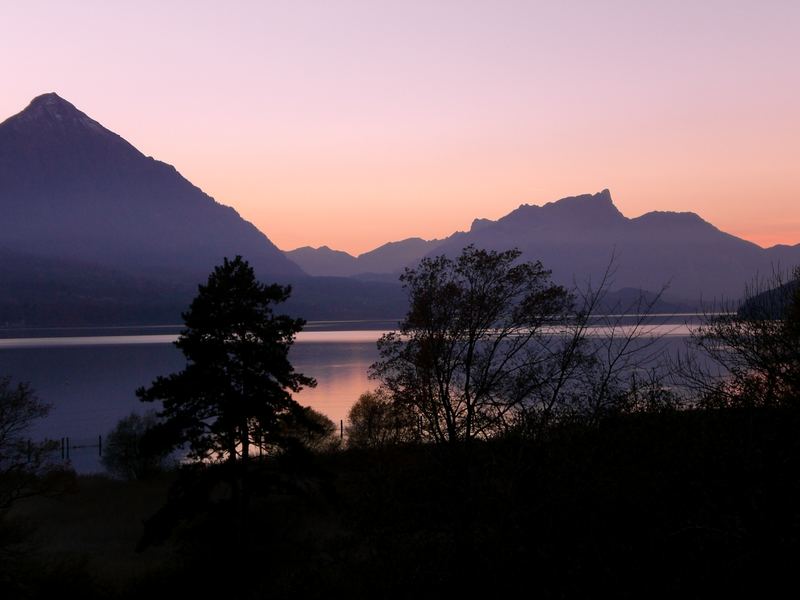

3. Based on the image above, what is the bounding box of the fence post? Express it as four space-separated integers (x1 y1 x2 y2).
340 419 344 440
99 435 102 457
61 437 65 460
66 437 70 461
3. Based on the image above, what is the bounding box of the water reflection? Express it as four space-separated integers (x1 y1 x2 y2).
0 334 380 472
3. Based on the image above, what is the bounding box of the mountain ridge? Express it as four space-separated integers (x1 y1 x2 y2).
288 190 800 303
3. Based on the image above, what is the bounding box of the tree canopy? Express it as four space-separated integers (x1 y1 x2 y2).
370 245 574 443
137 256 316 465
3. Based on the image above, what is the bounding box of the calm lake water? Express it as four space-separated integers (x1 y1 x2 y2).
0 318 699 472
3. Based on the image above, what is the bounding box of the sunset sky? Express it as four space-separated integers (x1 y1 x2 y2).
2 1 798 255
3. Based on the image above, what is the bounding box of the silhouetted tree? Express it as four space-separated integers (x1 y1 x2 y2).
101 411 172 480
681 266 800 407
280 406 341 453
0 378 62 516
371 246 574 443
346 390 419 448
137 256 315 525
556 266 679 423
372 247 681 442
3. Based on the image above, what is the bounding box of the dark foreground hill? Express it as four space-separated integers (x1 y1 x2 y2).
6 407 799 598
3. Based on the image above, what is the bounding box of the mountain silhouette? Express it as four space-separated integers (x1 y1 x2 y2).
290 190 800 303
430 189 799 301
0 93 302 281
287 237 443 277
2 94 797 325
0 94 412 326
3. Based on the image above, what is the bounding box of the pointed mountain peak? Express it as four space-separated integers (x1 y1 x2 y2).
29 91 74 109
22 92 84 120
2 92 109 137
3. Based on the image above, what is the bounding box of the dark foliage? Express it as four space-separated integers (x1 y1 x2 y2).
48 407 791 599
0 378 62 515
137 255 315 465
346 390 419 448
682 267 800 408
371 245 574 443
101 412 172 481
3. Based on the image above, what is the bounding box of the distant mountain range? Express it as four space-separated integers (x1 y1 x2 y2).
1 93 797 327
289 190 800 304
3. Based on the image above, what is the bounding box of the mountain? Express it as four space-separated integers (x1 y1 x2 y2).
0 94 413 326
285 246 360 277
286 237 443 277
3 94 796 325
0 248 195 327
765 243 800 271
285 189 799 304
427 190 800 303
358 238 443 274
0 93 302 282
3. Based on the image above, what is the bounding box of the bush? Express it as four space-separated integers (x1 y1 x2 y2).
102 412 171 480
346 390 419 448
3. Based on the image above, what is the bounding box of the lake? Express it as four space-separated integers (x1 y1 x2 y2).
0 323 395 472
0 317 700 472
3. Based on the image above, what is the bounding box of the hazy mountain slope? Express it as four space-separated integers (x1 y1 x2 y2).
0 247 194 326
285 246 359 277
0 93 303 281
286 237 442 277
764 244 800 273
356 237 442 274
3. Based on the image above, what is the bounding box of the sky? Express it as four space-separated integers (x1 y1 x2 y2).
1 0 798 255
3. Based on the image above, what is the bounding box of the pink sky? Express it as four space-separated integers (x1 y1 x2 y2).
2 1 798 255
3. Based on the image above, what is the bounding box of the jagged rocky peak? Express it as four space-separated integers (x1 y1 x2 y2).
541 189 620 213
498 189 625 228
470 218 494 232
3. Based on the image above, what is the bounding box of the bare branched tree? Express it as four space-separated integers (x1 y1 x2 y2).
676 266 800 408
370 246 573 443
514 255 681 432
371 246 679 443
0 377 62 516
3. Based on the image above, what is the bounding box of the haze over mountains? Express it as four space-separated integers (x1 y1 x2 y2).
1 93 798 326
